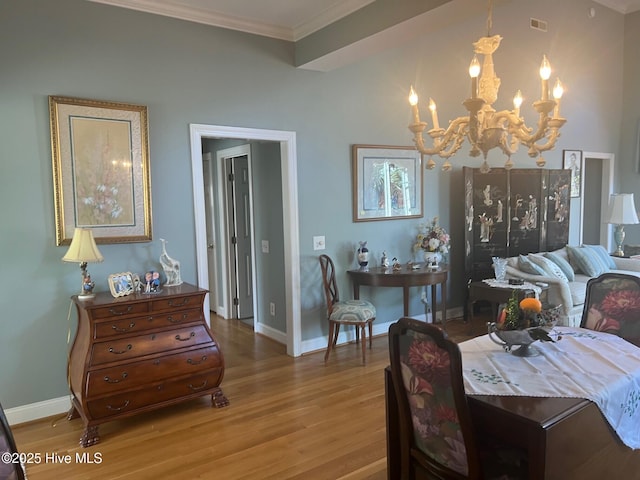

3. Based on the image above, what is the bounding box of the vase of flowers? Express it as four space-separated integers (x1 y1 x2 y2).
414 217 450 269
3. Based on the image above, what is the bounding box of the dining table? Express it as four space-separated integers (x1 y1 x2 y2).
385 327 640 479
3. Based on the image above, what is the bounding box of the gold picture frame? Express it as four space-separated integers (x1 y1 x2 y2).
352 144 423 222
107 272 138 298
49 96 152 245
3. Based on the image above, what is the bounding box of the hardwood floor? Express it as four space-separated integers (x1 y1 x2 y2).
12 315 486 480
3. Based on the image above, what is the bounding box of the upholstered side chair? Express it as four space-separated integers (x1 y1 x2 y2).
388 317 527 479
318 254 376 363
580 272 640 346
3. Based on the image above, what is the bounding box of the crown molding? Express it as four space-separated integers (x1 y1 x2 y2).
88 0 293 40
88 0 375 42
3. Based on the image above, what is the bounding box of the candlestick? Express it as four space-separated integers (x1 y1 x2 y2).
540 55 551 101
429 98 439 129
409 86 420 124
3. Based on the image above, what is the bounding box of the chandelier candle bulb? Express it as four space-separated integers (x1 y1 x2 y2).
552 79 564 117
409 86 420 124
428 98 439 129
469 55 481 98
540 55 551 100
513 90 523 117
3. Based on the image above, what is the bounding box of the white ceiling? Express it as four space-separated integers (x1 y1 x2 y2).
89 0 640 42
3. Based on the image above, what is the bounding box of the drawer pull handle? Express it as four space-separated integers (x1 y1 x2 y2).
167 313 188 323
188 380 209 391
175 332 196 342
104 373 128 383
187 356 207 365
108 344 132 354
112 322 135 333
106 400 130 411
108 306 133 316
168 298 190 307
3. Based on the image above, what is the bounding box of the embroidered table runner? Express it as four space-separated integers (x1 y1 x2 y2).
459 327 640 449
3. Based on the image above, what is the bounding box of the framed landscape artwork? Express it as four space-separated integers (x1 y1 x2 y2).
352 144 423 222
562 149 582 198
49 96 152 245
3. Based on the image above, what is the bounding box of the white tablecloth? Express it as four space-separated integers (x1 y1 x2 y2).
459 327 640 449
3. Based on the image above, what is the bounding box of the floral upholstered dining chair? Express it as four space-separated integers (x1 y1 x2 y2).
388 318 527 479
581 273 640 347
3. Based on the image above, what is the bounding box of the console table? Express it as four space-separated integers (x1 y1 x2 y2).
347 265 448 323
67 283 228 447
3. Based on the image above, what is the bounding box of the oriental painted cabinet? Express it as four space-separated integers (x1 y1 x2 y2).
67 283 228 447
464 167 570 282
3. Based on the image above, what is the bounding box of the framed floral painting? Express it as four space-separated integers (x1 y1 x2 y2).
49 96 152 245
352 144 423 222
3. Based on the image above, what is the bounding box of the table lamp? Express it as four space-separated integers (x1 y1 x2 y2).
606 193 639 257
62 228 104 299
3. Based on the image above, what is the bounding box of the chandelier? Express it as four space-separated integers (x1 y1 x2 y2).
407 1 566 172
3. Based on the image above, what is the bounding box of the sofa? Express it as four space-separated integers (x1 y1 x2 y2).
503 245 640 327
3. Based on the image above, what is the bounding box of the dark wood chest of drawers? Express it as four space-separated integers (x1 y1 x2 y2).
67 283 228 447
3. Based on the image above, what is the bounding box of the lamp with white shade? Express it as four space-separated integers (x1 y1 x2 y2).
606 193 640 257
62 228 104 299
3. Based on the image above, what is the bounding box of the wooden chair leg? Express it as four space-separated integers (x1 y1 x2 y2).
368 320 373 349
355 324 360 344
361 324 366 363
332 323 341 346
324 321 335 362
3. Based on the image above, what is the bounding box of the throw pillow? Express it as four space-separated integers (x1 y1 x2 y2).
566 245 608 277
544 251 575 281
529 254 569 281
517 254 546 276
583 244 616 269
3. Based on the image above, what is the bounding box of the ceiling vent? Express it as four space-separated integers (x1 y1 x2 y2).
530 18 548 32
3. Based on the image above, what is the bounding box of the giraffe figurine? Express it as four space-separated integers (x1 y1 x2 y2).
159 238 183 286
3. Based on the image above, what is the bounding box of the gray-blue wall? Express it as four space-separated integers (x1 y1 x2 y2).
0 0 631 409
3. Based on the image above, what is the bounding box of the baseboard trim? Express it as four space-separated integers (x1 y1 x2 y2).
301 306 463 355
6 396 72 426
255 321 287 344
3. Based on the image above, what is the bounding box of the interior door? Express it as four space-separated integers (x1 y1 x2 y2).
202 153 218 313
225 154 254 319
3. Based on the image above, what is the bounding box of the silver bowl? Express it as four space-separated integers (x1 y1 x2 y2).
487 305 561 357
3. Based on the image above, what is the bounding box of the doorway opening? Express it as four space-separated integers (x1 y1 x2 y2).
577 151 614 248
189 124 301 357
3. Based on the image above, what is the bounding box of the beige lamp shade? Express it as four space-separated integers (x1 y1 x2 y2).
62 228 104 263
606 194 640 225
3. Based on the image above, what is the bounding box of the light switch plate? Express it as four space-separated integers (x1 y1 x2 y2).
313 236 325 251
262 240 269 253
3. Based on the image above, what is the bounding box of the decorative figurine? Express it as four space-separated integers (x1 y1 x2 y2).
381 251 389 269
160 238 183 286
392 257 402 271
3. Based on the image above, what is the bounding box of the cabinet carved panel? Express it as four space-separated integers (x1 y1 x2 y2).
464 167 571 282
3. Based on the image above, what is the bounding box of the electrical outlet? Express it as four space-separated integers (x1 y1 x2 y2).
262 240 270 253
313 235 325 250
269 302 275 316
